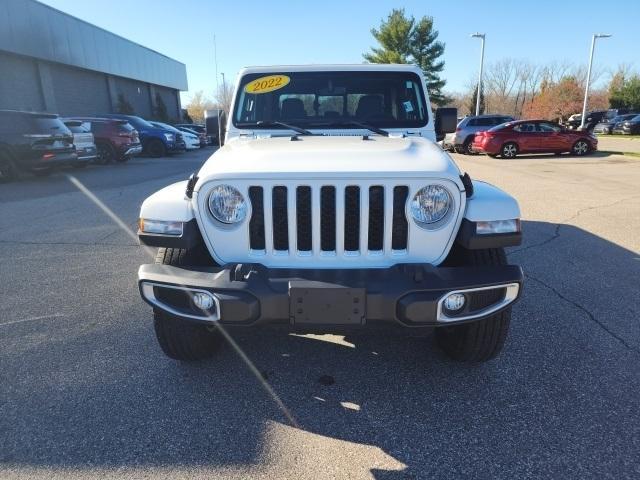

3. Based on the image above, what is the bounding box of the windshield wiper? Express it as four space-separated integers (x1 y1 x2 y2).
254 121 314 136
321 121 390 137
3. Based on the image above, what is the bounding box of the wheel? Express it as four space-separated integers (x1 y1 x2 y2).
152 246 221 361
96 142 115 164
0 150 18 183
454 146 465 154
436 247 512 362
572 139 590 156
146 138 166 158
463 137 476 155
501 142 518 159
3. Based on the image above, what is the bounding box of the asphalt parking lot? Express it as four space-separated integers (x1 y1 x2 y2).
1 147 639 479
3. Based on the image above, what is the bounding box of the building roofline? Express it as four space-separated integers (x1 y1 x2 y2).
34 0 185 67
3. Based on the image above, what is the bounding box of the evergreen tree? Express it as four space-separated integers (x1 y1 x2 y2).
364 9 448 105
468 83 486 115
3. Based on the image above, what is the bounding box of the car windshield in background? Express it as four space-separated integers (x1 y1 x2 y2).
122 116 154 129
488 122 513 132
233 71 428 130
32 116 71 135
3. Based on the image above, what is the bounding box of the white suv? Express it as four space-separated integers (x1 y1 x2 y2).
137 64 523 363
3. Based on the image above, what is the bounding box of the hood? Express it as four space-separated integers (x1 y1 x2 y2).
195 135 461 187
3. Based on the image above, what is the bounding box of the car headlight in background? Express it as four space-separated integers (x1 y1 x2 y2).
138 219 183 236
410 185 452 225
476 219 520 235
208 185 247 224
163 133 174 142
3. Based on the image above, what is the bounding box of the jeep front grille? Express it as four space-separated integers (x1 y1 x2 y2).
248 184 409 254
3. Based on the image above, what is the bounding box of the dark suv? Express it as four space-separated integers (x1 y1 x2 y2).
0 110 79 181
565 110 608 131
67 117 142 163
99 114 178 157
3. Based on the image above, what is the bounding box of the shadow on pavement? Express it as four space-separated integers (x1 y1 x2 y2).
1 221 639 478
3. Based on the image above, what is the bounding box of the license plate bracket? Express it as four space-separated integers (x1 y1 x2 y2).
289 281 366 325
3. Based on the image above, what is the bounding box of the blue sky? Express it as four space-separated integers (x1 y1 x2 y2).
39 0 639 104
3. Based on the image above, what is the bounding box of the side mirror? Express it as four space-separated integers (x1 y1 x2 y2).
435 107 457 141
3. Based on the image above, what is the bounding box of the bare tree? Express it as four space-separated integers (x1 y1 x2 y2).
484 59 523 115
184 90 215 124
214 81 234 116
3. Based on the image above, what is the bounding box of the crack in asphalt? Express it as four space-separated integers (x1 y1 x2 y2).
510 194 640 255
509 194 640 355
525 273 639 354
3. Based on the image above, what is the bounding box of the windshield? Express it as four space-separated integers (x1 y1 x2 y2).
124 116 154 129
233 71 428 130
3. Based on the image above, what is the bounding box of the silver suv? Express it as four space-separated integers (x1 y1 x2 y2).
444 114 514 154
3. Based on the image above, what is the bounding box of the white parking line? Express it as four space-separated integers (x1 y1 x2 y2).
0 314 65 327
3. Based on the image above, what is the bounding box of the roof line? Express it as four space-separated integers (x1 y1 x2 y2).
33 0 185 67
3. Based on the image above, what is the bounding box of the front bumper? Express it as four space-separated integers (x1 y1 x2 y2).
120 143 143 157
77 146 97 161
138 263 523 328
26 150 79 169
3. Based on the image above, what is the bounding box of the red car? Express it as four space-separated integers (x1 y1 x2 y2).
66 117 143 163
472 120 597 158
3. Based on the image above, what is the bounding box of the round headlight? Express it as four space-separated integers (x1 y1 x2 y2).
208 185 247 224
410 185 452 225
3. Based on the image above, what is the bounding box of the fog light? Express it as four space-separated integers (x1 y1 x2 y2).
192 292 215 310
443 293 466 312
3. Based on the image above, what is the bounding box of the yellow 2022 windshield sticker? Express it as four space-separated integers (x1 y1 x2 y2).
244 75 290 94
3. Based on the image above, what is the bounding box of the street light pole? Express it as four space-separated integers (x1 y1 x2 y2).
580 33 611 130
471 33 485 116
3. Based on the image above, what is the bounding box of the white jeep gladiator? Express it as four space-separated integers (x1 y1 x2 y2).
137 64 523 362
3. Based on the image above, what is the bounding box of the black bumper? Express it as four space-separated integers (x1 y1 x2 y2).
138 263 524 329
26 151 79 169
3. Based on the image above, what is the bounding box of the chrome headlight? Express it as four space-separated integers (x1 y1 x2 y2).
410 185 452 225
208 185 247 224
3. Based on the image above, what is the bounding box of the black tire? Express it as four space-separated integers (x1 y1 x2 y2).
0 150 18 183
436 248 512 362
153 246 220 361
501 142 518 159
463 137 476 155
572 139 590 156
454 146 465 154
96 142 115 164
146 138 166 158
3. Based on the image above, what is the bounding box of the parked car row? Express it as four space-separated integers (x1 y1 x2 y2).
0 109 215 183
442 114 598 159
564 109 639 133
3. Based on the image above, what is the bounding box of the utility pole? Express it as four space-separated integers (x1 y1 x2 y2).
471 33 486 116
580 33 611 130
